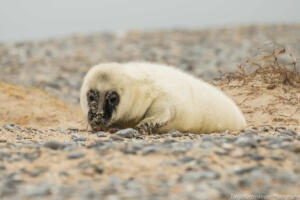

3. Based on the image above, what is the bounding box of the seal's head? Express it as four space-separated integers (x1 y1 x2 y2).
85 89 120 131
80 63 124 131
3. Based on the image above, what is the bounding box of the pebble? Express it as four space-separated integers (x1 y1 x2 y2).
142 146 160 155
44 141 65 150
280 129 297 136
3 123 21 131
179 156 195 164
71 133 87 142
234 166 259 175
214 148 229 156
270 155 285 161
171 147 188 155
97 131 107 137
110 135 125 141
27 168 47 177
245 153 265 161
170 130 183 137
115 128 138 138
67 127 79 132
67 152 85 159
77 160 92 169
163 139 177 144
122 146 137 154
235 135 257 147
94 165 104 174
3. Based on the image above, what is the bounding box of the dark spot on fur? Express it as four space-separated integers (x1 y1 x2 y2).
103 91 120 120
87 89 99 121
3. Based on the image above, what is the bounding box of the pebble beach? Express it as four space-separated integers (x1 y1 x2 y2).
0 25 300 200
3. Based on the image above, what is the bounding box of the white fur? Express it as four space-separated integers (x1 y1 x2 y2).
80 62 246 134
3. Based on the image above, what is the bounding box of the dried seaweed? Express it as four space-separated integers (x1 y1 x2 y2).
218 43 300 87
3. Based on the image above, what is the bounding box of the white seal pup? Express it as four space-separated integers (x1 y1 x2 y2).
80 62 246 134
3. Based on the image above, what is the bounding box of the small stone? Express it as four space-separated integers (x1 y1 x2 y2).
67 127 79 132
122 146 137 154
77 160 92 169
71 133 87 142
135 135 145 140
115 128 138 138
97 131 107 137
262 126 269 132
67 152 85 159
275 126 286 132
154 135 163 139
180 156 195 163
23 151 41 161
270 155 285 161
44 141 65 150
28 168 47 177
170 130 183 137
267 138 283 149
235 136 257 147
163 139 177 144
246 153 265 161
110 135 124 141
142 146 159 155
280 129 297 136
3 123 21 131
94 165 104 174
214 147 229 155
234 166 259 175
171 147 187 155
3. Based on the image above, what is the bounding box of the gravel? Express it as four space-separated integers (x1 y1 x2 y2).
67 152 85 159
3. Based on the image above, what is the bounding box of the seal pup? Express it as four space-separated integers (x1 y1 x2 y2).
80 62 246 134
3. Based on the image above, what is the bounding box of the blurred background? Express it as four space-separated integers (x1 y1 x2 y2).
0 0 299 105
1 0 300 42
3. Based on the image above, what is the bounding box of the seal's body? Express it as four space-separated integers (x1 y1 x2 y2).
80 62 246 134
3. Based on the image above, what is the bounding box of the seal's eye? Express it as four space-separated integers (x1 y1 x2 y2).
109 92 119 105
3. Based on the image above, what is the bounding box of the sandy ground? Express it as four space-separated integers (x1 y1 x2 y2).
0 82 82 129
